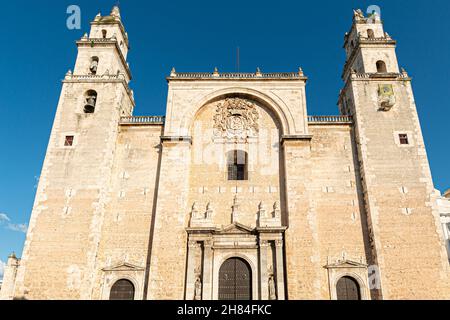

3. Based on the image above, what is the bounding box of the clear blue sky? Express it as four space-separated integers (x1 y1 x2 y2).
0 0 449 273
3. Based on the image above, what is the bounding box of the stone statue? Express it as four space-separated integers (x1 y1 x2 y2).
268 275 277 300
194 276 202 300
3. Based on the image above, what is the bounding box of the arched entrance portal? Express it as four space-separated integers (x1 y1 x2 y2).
219 258 252 300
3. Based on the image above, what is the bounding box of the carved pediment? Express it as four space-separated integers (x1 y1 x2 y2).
102 262 144 272
325 259 368 269
217 223 254 235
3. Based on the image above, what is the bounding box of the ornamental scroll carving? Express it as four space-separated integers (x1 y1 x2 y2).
213 98 260 141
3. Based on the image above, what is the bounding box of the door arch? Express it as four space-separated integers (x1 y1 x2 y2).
219 258 252 300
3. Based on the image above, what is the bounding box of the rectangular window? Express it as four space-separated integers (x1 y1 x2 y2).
227 150 248 181
64 136 74 147
399 134 409 145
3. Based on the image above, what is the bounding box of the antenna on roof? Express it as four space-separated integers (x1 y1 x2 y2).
237 47 240 72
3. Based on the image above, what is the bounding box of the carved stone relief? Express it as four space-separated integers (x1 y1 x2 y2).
213 98 260 141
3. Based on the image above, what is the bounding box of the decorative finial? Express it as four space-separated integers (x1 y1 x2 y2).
170 67 176 77
273 201 280 210
9 252 17 259
233 195 239 206
111 6 121 18
256 67 262 76
206 202 213 219
213 67 219 76
298 67 304 76
273 201 281 218
65 70 73 79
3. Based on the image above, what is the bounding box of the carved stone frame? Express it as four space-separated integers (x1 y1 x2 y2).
100 263 145 300
325 260 370 300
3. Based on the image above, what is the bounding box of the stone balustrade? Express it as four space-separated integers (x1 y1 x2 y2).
120 116 166 125
307 115 353 123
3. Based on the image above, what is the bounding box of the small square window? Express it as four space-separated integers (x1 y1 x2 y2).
399 134 409 145
64 136 74 147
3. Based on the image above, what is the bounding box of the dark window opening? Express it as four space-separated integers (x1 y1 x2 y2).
89 57 99 75
109 279 135 300
102 30 107 39
336 276 361 300
367 29 375 38
376 60 387 73
64 136 74 147
84 90 98 114
399 134 409 145
227 150 248 181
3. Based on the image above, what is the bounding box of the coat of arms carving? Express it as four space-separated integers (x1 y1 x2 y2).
213 98 260 141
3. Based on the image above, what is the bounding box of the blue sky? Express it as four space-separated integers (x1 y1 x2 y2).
0 0 449 275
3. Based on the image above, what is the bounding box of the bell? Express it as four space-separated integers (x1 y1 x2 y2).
84 96 96 113
90 61 98 74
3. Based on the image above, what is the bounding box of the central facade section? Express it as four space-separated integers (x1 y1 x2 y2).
185 95 287 300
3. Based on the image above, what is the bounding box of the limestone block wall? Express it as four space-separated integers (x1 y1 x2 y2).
284 124 367 300
12 81 130 300
147 139 192 300
308 124 368 299
90 125 163 300
350 78 450 299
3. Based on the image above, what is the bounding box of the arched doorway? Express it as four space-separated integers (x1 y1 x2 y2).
219 258 252 300
109 279 135 300
336 276 361 300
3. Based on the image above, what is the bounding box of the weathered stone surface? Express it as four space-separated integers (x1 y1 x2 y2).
1 7 449 301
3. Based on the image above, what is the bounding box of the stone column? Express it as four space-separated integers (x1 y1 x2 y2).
259 240 269 300
185 240 200 300
275 240 286 300
202 240 213 300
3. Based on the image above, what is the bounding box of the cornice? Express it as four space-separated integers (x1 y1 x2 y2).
63 73 135 107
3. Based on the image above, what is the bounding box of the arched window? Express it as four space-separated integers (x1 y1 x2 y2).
89 56 99 75
367 29 375 38
336 276 361 300
376 60 387 73
102 29 107 39
109 279 135 300
84 90 97 114
227 150 248 181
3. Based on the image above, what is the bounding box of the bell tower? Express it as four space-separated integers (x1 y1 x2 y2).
12 6 135 300
339 9 450 299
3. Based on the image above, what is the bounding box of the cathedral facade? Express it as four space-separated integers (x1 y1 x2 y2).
1 7 450 300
